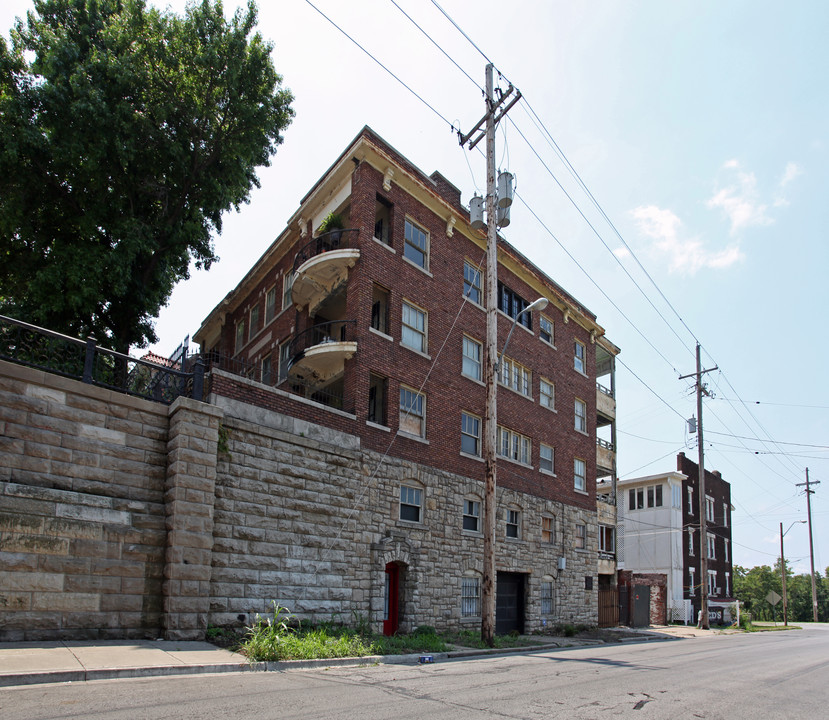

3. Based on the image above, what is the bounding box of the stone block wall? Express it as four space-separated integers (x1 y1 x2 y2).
0 360 169 640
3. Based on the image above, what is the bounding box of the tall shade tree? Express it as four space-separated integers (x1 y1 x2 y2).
0 0 294 351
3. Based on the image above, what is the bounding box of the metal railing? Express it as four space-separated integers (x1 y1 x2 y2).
597 437 615 451
0 314 202 405
292 229 359 273
288 320 357 364
597 382 614 397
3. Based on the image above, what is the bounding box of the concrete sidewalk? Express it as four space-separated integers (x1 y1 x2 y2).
0 639 250 687
0 627 707 688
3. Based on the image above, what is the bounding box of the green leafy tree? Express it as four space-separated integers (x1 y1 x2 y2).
0 0 293 351
734 564 781 621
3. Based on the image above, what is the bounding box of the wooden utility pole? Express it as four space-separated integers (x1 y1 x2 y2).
458 65 520 647
780 522 789 627
679 343 716 629
796 469 820 622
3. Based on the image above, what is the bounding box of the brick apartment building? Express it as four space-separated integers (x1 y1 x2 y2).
617 453 734 624
194 126 620 634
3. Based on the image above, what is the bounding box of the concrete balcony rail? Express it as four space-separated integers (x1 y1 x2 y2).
596 381 616 423
288 320 357 390
291 229 360 314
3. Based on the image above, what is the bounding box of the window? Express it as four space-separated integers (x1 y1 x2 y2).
278 339 291 382
706 496 715 522
542 516 555 544
724 538 730 563
498 356 531 397
497 426 531 465
723 502 729 527
506 509 520 539
708 570 717 597
725 572 731 597
541 580 554 615
261 355 272 385
599 525 615 554
401 300 427 353
371 284 390 335
647 484 663 508
539 315 554 345
249 305 260 341
265 287 277 323
374 195 392 245
399 485 422 522
461 576 480 617
687 486 694 514
399 386 425 438
463 260 482 305
235 319 246 353
575 523 586 550
368 373 388 426
574 398 587 433
629 488 644 510
462 336 482 381
689 567 696 596
707 533 716 560
404 218 428 269
282 272 293 310
498 281 531 330
540 378 555 410
463 499 480 532
574 340 585 374
461 412 481 456
574 457 586 492
687 527 695 556
540 444 554 473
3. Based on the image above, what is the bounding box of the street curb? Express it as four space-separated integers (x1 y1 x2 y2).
0 633 677 687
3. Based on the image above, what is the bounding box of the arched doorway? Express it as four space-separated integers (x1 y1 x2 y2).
383 562 401 636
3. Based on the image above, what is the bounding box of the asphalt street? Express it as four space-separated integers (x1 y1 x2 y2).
3 624 827 719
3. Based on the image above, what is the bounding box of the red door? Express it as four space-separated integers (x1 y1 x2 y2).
383 563 399 636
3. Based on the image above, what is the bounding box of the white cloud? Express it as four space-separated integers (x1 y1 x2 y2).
707 162 772 235
780 162 802 187
630 205 743 275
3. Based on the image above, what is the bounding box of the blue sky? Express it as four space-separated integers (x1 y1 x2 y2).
4 1 827 579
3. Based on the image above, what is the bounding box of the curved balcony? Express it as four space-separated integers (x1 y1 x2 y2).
288 320 357 390
291 229 360 315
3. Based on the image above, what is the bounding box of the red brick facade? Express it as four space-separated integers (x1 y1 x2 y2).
196 127 613 514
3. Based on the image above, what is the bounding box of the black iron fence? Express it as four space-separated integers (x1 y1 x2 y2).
288 319 357 363
292 229 359 272
0 314 203 405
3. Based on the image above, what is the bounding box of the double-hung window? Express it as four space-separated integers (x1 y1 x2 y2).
278 339 291 382
540 316 554 345
498 356 531 397
404 218 428 269
575 524 586 550
265 287 277 324
574 340 586 373
540 444 555 473
235 320 246 353
574 457 586 492
282 273 293 310
462 336 482 380
506 509 520 539
249 305 260 341
399 485 422 522
574 398 587 433
463 499 480 532
461 412 481 456
706 496 715 522
497 426 531 465
540 378 555 410
399 386 426 438
542 516 555 544
541 580 554 615
402 301 427 353
463 261 482 305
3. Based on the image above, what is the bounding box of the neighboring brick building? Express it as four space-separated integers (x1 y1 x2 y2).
194 126 620 634
617 453 734 624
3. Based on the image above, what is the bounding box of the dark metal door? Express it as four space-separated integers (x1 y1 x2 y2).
598 587 619 627
632 584 651 627
496 572 525 635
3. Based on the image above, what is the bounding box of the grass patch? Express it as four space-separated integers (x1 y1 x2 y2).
238 604 451 662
